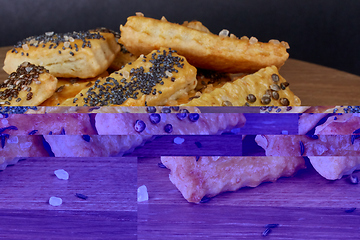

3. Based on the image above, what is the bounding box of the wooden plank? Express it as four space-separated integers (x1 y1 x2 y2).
0 157 138 239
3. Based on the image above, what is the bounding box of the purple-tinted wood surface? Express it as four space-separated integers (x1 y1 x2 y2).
0 157 137 239
137 157 360 239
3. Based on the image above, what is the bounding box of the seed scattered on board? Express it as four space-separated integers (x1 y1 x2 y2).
49 196 63 206
137 185 149 202
54 169 69 180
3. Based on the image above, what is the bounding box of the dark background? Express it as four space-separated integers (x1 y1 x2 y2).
1 0 360 76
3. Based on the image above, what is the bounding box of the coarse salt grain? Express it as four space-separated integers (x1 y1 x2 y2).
249 37 258 44
282 130 289 135
64 41 70 48
45 31 54 36
173 137 185 144
7 136 18 144
161 16 167 22
219 29 229 37
123 70 130 79
68 37 75 42
230 33 237 39
54 169 69 180
137 185 149 202
20 142 32 149
165 70 173 78
269 39 280 45
136 12 144 17
49 196 62 206
22 44 29 51
240 36 249 40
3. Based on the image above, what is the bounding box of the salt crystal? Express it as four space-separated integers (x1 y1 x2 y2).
7 136 18 144
135 12 144 17
249 37 258 44
165 70 173 77
54 169 69 180
64 42 70 48
45 31 54 36
137 185 149 202
219 29 229 37
22 44 29 51
281 130 289 135
173 137 185 144
49 196 62 206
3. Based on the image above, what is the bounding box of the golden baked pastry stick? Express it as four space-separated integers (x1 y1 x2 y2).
3 31 120 79
181 66 301 107
309 156 360 180
0 62 57 106
255 135 360 156
120 16 289 73
95 113 246 135
161 156 306 203
40 71 109 106
60 48 197 106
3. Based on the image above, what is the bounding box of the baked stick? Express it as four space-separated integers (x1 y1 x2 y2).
60 48 197 106
3 31 120 79
95 113 246 135
308 156 360 180
0 62 57 106
0 113 96 135
255 135 360 156
161 156 306 203
181 66 300 107
120 16 289 73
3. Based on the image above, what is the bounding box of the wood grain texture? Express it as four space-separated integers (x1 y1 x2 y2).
0 157 137 239
137 157 360 239
1 46 360 106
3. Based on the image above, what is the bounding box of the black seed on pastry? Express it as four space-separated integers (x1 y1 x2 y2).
164 124 173 133
60 127 66 135
28 130 38 135
246 94 256 103
134 120 146 133
270 84 280 91
0 126 18 134
176 112 187 120
306 135 319 140
261 96 271 105
49 131 53 135
271 74 279 82
0 133 9 149
353 128 360 134
171 106 180 111
146 106 156 113
280 82 290 90
195 156 200 162
161 107 171 113
280 98 290 106
286 106 292 111
350 135 360 145
299 141 305 156
188 113 200 122
222 101 233 106
82 135 91 142
149 113 161 124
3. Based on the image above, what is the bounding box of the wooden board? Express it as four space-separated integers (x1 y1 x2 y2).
0 157 137 239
